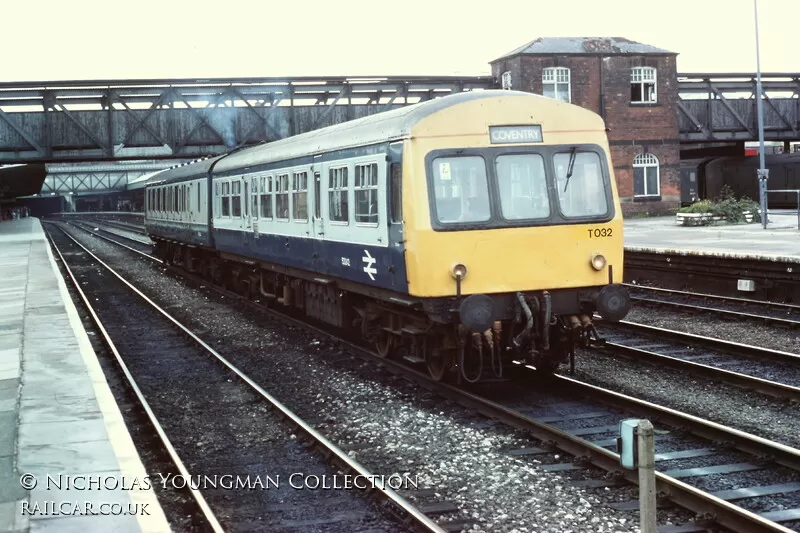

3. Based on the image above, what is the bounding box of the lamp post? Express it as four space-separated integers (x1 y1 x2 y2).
754 0 769 229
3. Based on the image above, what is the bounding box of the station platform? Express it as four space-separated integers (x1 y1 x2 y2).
0 218 170 533
624 211 800 262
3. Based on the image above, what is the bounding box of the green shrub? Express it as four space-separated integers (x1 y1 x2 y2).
678 186 761 224
679 200 714 214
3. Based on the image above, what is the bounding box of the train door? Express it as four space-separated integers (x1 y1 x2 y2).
243 178 252 230
249 175 259 239
240 177 251 248
311 157 325 271
312 160 324 238
387 142 405 289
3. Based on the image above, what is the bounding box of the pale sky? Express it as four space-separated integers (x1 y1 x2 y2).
1 0 795 82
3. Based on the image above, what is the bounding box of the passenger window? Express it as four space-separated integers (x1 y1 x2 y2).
292 171 308 221
276 174 289 220
260 176 273 219
328 167 348 223
232 180 242 217
431 156 490 224
221 181 230 217
495 154 549 220
354 163 378 225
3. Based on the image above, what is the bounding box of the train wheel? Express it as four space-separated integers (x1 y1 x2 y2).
375 331 394 358
426 347 449 382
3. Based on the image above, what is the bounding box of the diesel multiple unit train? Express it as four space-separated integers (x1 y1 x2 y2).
144 90 630 383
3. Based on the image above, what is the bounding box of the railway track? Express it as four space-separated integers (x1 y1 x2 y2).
96 218 149 234
593 319 800 402
44 221 448 533
626 284 800 327
66 219 153 252
52 218 800 533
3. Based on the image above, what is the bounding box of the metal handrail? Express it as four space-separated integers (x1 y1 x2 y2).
766 189 800 229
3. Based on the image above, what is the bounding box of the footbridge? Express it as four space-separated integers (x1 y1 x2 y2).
0 73 797 165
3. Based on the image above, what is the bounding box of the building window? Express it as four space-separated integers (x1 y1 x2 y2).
631 67 657 103
292 171 308 221
501 71 512 90
354 163 378 225
260 176 273 219
633 153 660 197
328 167 348 223
542 67 570 103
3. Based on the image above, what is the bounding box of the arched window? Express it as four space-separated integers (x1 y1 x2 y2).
542 67 570 103
501 71 512 90
633 153 660 197
631 67 657 103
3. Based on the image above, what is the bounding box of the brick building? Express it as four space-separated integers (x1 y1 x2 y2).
489 37 680 215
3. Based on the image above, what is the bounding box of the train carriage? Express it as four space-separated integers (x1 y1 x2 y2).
145 90 630 383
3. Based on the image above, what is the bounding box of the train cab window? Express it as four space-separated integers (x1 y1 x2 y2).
354 163 378 225
276 174 289 220
221 181 231 217
495 154 549 220
390 163 402 223
431 156 490 224
231 180 242 217
292 171 308 221
554 150 608 217
260 176 273 219
328 167 348 223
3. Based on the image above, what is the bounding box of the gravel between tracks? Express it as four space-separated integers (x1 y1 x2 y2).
572 305 800 450
625 304 800 355
61 230 647 532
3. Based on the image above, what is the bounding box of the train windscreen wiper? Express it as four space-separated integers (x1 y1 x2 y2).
563 146 577 192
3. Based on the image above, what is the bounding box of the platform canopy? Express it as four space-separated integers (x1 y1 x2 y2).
0 164 47 202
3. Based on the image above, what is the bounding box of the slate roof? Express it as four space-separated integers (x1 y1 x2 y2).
492 37 675 62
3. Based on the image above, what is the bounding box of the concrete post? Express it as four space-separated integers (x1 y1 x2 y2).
637 419 657 533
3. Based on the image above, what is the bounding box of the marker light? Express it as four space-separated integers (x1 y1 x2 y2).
590 254 607 271
451 263 468 280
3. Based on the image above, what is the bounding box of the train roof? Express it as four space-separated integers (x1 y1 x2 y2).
145 154 227 186
212 90 536 174
145 90 598 185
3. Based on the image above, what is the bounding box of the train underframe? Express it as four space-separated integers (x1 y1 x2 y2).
153 239 614 384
